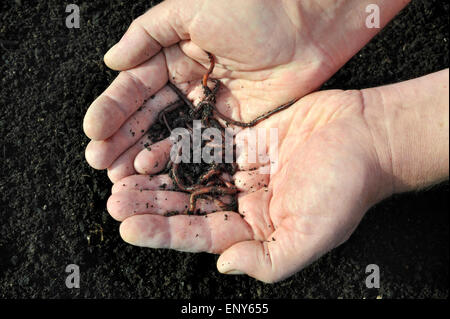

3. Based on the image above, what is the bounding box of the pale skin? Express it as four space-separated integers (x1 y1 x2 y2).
83 0 448 282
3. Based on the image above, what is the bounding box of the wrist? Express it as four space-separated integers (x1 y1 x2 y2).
362 70 449 195
287 0 411 71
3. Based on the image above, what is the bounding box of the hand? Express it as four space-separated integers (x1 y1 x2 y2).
106 88 393 283
83 0 409 182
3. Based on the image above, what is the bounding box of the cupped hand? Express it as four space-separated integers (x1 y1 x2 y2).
107 89 394 283
83 0 408 182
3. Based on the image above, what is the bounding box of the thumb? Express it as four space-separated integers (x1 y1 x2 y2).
217 240 293 283
104 0 197 70
217 230 329 283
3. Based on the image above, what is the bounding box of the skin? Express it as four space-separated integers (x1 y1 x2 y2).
83 0 410 182
82 0 449 282
108 70 449 283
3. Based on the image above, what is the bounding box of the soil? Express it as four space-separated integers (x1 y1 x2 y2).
0 0 448 298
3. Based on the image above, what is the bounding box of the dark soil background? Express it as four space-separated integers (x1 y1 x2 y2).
0 0 448 299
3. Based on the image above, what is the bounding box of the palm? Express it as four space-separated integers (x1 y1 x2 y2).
108 90 386 282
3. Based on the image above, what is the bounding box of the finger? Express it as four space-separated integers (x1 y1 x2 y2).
107 190 228 222
104 0 196 70
179 40 236 79
107 133 153 183
165 42 243 121
108 190 187 221
233 169 269 193
236 187 274 240
134 138 173 174
119 212 253 253
163 43 206 85
85 85 177 170
84 52 168 141
217 227 315 283
111 174 175 194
